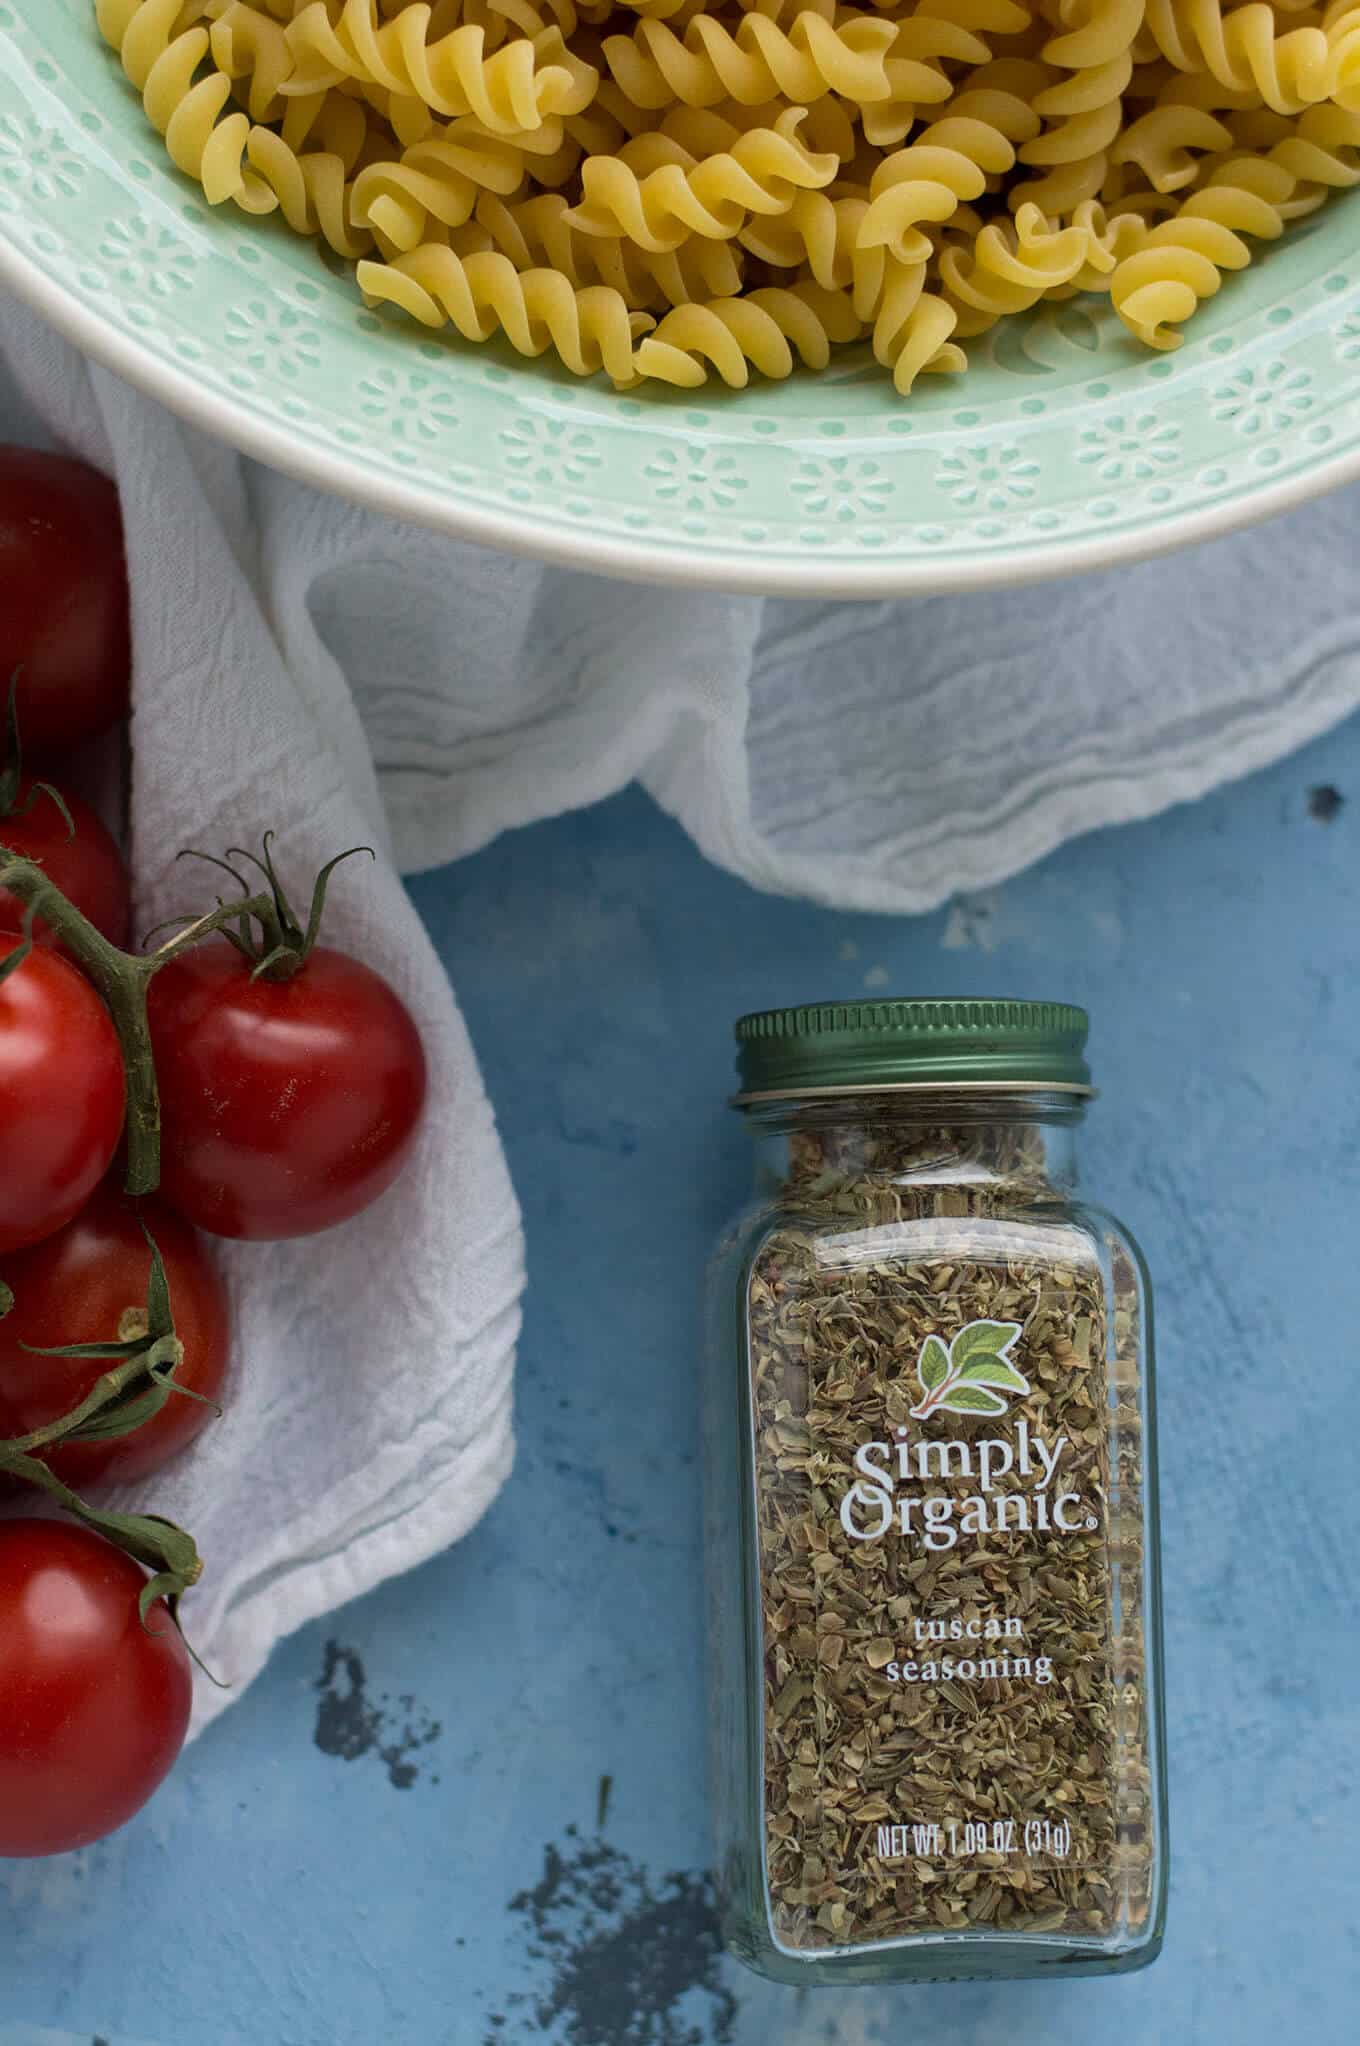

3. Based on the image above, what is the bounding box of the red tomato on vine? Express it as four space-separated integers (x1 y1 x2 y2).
0 933 125 1256
0 1520 191 1857
147 839 427 1240
0 781 130 950
0 1183 229 1489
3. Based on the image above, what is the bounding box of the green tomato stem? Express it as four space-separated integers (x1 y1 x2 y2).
0 1445 203 1618
0 1339 183 1457
0 845 272 1196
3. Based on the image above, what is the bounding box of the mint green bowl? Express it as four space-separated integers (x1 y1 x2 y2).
4 1 1360 594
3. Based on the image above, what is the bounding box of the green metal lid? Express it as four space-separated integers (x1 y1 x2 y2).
733 998 1092 1102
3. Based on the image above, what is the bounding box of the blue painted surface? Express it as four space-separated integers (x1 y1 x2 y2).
3 729 1359 2046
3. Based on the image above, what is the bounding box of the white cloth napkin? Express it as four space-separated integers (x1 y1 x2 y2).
4 287 1360 1734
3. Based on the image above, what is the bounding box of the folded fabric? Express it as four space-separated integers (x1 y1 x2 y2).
0 299 525 1738
3 286 1358 1733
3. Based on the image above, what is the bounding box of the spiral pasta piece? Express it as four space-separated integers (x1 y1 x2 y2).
351 150 480 247
1143 0 1337 114
937 198 1092 331
97 0 282 209
865 257 966 393
271 81 372 164
857 18 1000 146
912 0 1035 36
598 7 997 133
633 282 862 384
357 244 649 379
1112 100 1234 185
566 107 838 250
739 188 870 287
1265 94 1360 173
1207 97 1360 212
702 93 860 161
736 0 838 21
1111 152 1297 342
490 0 583 39
470 189 746 305
831 8 1032 151
350 116 572 247
604 14 910 113
604 0 714 22
859 92 1046 260
242 123 374 252
1025 0 1147 166
285 2 598 133
206 1 297 122
1012 0 1147 217
1320 0 1360 107
1064 195 1156 284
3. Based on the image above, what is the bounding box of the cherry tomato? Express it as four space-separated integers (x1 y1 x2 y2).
0 449 131 758
0 782 130 950
0 1519 191 1857
147 940 427 1240
0 933 126 1255
0 1183 229 1488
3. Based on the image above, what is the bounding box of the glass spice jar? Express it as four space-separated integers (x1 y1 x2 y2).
705 999 1167 1986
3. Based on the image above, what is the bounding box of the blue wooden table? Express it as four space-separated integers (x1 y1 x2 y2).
3 719 1358 2046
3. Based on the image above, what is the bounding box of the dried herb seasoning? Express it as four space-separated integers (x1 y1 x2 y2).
705 1002 1166 1987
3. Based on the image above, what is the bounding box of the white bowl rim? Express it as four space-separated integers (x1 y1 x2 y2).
4 229 1357 596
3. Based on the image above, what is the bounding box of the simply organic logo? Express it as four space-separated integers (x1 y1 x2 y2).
909 1318 1029 1420
838 1317 1096 1550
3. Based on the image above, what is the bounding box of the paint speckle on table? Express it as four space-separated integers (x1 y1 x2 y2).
940 891 1003 952
488 1831 738 2046
1308 783 1344 821
313 1641 441 1789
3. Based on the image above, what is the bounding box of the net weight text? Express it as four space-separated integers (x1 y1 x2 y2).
875 1817 1072 1861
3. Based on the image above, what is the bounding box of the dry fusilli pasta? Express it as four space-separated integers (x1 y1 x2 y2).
1111 101 1360 341
284 3 598 131
355 241 649 374
95 0 1360 391
601 12 901 110
564 107 838 248
98 0 276 208
633 279 862 379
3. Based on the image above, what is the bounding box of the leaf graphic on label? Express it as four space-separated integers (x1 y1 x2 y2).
949 1320 1023 1371
918 1335 950 1394
938 1384 1010 1416
956 1356 1030 1395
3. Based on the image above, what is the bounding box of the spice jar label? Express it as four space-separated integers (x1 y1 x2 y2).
750 1240 1137 1952
839 1317 1100 1552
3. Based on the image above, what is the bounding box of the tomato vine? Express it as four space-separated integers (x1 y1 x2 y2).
0 849 273 1196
